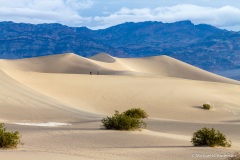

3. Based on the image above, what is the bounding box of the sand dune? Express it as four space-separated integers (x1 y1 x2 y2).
0 68 98 121
5 70 240 122
0 53 240 160
0 53 111 74
1 53 238 84
117 55 240 84
89 52 116 63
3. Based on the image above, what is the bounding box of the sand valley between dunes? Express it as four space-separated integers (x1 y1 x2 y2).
0 53 240 160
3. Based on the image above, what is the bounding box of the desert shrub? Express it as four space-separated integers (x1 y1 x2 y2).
101 109 148 130
0 123 21 148
191 127 231 147
227 152 240 160
123 108 148 118
203 104 211 110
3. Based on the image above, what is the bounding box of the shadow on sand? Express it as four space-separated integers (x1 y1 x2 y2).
192 106 205 110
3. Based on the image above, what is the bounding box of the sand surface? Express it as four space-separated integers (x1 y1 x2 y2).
0 53 239 159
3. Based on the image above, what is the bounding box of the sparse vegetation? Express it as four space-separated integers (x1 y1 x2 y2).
191 127 231 147
0 123 21 148
203 104 211 110
123 108 148 119
101 108 148 130
227 152 240 160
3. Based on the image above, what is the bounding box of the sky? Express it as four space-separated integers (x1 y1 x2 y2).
0 0 240 31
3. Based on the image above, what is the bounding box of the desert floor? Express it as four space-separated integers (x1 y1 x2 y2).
0 53 239 160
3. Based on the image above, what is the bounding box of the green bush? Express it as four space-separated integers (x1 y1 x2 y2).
101 109 148 130
123 108 148 118
0 123 21 148
191 127 231 147
203 104 211 110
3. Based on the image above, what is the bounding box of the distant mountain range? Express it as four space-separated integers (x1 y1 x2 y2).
0 20 240 73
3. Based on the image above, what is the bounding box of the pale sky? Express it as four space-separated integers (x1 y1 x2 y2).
1 0 240 31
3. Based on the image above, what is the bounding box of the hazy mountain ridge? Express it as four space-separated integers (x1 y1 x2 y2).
0 20 240 72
